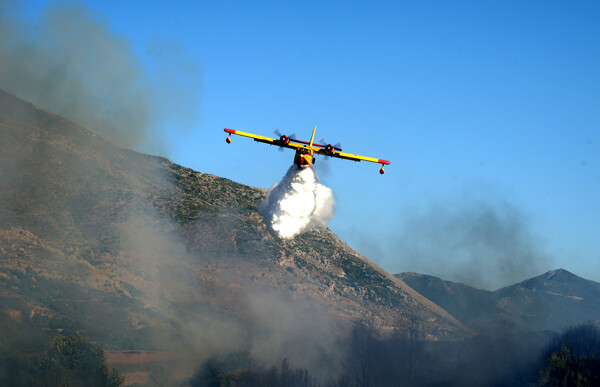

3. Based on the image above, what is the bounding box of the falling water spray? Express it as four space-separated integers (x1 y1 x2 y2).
259 166 335 239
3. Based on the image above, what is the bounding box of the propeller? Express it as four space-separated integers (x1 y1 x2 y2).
274 129 296 151
318 137 342 150
317 137 342 159
274 129 296 139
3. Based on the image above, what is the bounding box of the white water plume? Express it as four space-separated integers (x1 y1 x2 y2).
259 166 335 239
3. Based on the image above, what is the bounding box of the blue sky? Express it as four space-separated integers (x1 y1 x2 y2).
16 0 600 288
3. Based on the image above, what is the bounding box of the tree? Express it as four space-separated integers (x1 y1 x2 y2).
190 357 224 387
539 345 600 387
190 353 317 387
539 346 573 386
37 332 123 387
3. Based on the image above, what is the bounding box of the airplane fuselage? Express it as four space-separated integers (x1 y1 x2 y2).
294 147 314 169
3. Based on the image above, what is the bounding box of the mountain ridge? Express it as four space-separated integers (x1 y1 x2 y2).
397 268 600 333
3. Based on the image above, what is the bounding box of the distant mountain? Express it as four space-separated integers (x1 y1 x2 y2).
397 269 600 333
494 269 600 332
394 272 494 324
0 88 465 362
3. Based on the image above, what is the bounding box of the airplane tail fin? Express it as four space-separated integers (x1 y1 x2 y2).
309 125 317 147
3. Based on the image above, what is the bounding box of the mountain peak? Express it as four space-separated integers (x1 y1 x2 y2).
523 268 583 288
545 268 574 279
509 268 600 304
399 269 600 335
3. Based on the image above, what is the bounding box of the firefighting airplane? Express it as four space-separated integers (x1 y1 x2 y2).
224 126 391 174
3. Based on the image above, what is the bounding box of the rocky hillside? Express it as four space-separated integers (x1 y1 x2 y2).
0 88 466 363
398 269 600 333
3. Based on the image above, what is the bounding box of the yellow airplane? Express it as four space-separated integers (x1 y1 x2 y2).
224 126 390 174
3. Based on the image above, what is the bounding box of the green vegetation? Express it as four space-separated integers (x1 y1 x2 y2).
164 163 265 223
187 325 600 387
539 346 600 386
190 352 316 387
537 324 600 387
0 332 123 387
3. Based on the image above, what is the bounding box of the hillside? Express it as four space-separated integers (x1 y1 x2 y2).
0 89 465 364
398 269 600 333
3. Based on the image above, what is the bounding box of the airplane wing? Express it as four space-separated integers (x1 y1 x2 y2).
225 127 391 173
314 148 390 165
314 147 390 174
224 128 304 151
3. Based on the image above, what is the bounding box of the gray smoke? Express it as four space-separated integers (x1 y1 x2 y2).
400 199 553 290
0 0 201 154
117 205 342 379
358 196 553 290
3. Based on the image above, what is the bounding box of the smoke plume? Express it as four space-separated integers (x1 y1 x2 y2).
259 166 335 239
387 198 553 290
0 1 201 154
